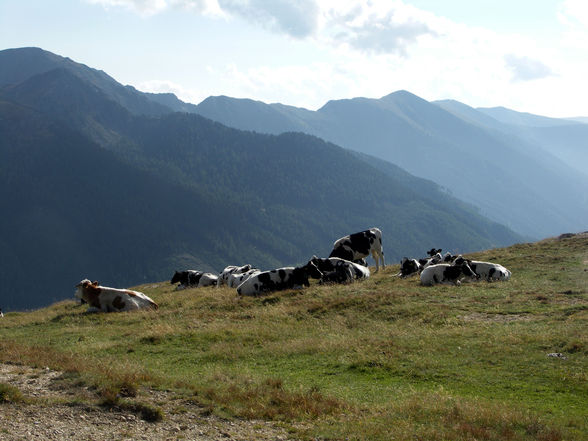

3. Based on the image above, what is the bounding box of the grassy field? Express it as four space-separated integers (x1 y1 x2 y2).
1 234 587 440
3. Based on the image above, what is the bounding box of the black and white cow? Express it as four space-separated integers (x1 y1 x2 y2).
227 268 261 288
236 261 323 296
420 259 477 286
420 253 443 271
0 308 3 318
319 265 355 284
467 261 511 282
427 248 442 257
399 257 422 278
171 270 218 289
443 252 458 263
217 265 253 287
310 256 370 282
328 228 385 272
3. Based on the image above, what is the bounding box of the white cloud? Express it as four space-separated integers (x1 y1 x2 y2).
86 0 224 16
558 0 588 48
86 0 588 117
218 0 319 38
88 0 435 54
504 54 555 82
319 0 437 55
559 0 588 28
137 79 207 104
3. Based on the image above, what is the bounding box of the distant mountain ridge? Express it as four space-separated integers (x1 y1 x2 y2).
189 91 588 239
0 47 521 311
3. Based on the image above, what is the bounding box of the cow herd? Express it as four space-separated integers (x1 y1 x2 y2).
398 248 511 286
72 227 511 313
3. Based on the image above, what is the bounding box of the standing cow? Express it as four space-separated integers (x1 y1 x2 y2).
328 228 385 272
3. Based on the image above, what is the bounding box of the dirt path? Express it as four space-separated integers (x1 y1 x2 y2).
0 363 298 441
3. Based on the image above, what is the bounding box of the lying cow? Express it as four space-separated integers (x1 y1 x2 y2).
217 265 252 287
467 260 512 282
236 261 322 296
399 257 422 278
420 259 477 286
170 270 218 289
329 228 385 272
75 279 158 312
310 256 370 281
320 265 355 285
227 268 261 288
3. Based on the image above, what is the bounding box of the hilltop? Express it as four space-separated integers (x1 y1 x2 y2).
0 47 521 311
1 234 586 440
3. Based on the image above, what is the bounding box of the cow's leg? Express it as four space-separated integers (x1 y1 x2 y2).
371 250 379 272
372 249 385 271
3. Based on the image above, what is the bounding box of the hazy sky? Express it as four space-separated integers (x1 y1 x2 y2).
1 0 587 117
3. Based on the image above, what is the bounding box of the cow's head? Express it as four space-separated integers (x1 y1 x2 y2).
75 279 101 306
308 260 324 279
427 248 442 257
171 271 183 284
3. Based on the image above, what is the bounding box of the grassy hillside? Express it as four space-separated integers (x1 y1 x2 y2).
1 234 587 440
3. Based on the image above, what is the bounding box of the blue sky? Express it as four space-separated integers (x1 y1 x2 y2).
1 0 587 117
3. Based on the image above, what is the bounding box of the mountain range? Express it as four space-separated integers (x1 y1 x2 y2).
0 47 581 310
188 93 588 240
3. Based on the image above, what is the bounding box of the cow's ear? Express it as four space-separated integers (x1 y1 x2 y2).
92 280 99 286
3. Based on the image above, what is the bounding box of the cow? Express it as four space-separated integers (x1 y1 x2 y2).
227 268 261 288
236 261 323 296
310 256 370 281
354 258 368 267
170 270 219 289
0 308 3 318
328 228 385 271
74 279 158 312
467 261 511 282
320 265 355 285
442 252 456 263
420 259 477 286
427 248 442 257
416 253 443 272
217 265 253 287
196 273 219 287
399 257 422 278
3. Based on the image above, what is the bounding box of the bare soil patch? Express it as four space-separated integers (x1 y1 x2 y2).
0 363 299 441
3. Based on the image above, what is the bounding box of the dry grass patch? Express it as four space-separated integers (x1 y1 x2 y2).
198 373 347 421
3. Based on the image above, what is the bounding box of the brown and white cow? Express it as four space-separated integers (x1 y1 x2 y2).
75 279 158 313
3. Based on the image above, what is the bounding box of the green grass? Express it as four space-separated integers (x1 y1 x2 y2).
1 234 587 440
